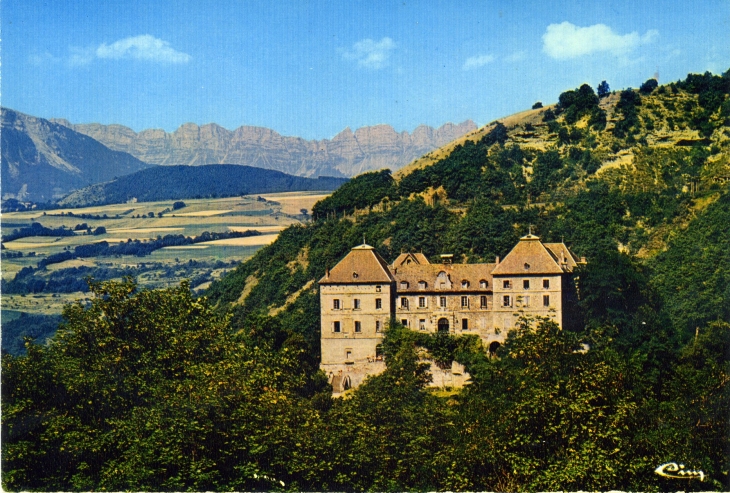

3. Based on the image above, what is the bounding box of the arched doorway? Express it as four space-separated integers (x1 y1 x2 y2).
489 341 501 357
437 318 450 333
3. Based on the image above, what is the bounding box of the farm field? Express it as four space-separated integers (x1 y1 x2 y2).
1 192 328 328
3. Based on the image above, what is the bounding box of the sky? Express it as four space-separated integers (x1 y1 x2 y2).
3 0 729 140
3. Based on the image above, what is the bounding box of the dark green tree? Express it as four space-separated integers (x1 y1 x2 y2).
597 80 610 98
1 279 323 491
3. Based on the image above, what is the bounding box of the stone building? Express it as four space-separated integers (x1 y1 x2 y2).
319 233 584 390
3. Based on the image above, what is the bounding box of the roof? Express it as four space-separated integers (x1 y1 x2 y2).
544 243 580 271
391 262 496 293
491 234 573 275
391 252 430 268
319 244 395 284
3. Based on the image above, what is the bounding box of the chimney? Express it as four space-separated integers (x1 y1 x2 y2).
495 256 500 264
326 268 330 279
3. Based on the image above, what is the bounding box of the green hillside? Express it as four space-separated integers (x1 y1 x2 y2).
208 70 730 343
58 164 348 207
4 70 729 491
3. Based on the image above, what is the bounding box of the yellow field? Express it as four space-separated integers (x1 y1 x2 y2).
107 227 185 233
259 192 330 215
199 234 279 246
162 245 210 250
173 210 234 217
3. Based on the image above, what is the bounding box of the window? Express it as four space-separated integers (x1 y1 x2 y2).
480 295 487 308
461 280 470 288
333 321 341 332
353 298 361 310
376 285 382 292
461 296 469 308
419 319 426 330
418 281 427 289
462 318 469 330
418 296 426 308
401 319 408 327
346 349 352 361
333 299 340 310
524 263 531 270
543 279 550 289
523 280 530 289
354 321 361 332
503 280 512 289
503 295 511 307
401 297 409 309
400 281 409 289
352 272 359 279
375 298 382 309
439 296 447 308
543 295 550 307
523 296 531 307
376 320 381 332
480 280 488 289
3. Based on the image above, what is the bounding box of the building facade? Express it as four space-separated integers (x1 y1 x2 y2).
319 234 584 390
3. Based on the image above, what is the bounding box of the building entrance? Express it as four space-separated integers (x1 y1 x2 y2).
437 318 450 333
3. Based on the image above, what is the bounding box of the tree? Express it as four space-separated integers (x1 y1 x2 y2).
640 78 658 94
542 108 556 121
597 80 610 98
1 279 322 491
92 226 106 235
172 201 186 210
532 101 543 109
451 316 673 491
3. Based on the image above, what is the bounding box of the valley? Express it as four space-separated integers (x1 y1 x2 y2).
1 192 327 349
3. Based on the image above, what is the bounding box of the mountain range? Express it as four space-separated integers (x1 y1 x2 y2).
1 108 150 203
50 119 477 178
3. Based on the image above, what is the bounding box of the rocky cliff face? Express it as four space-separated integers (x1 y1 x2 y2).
52 119 477 177
1 109 150 202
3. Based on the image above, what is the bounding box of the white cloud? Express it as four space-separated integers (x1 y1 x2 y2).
28 52 61 67
505 50 527 63
68 46 96 66
341 37 395 69
542 22 658 60
96 35 191 63
463 54 496 70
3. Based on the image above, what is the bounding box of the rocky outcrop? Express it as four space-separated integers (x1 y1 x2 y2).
53 119 477 178
1 108 150 202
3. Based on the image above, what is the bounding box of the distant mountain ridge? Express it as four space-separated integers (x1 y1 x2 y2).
1 108 150 202
50 119 478 178
58 165 349 207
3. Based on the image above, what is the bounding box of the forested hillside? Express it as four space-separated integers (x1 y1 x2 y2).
58 165 348 207
3 70 729 491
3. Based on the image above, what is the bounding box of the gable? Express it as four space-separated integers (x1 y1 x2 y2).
320 244 395 284
491 234 564 275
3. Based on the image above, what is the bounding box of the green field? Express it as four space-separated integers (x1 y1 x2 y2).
1 192 328 318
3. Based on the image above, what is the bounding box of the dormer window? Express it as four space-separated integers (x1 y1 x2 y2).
400 281 409 289
353 272 359 279
418 281 427 289
524 263 530 270
461 280 470 288
479 280 488 289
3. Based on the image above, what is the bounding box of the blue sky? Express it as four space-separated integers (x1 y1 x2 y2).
3 0 729 140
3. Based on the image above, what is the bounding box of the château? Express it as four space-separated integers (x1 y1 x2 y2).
320 233 585 390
